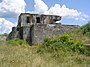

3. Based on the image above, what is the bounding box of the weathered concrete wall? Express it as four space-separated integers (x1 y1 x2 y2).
31 24 79 44
21 27 31 41
61 25 79 32
7 27 20 40
32 24 63 44
7 24 79 44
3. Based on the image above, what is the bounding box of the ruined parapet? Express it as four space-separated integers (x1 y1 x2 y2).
7 27 20 40
17 13 61 27
61 25 79 32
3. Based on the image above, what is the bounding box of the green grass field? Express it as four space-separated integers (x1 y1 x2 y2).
0 42 90 67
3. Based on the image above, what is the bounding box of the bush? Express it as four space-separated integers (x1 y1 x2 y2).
0 33 8 36
7 38 28 46
71 42 86 53
80 21 90 36
38 33 87 54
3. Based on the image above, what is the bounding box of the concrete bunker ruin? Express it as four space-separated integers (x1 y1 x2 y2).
7 13 79 44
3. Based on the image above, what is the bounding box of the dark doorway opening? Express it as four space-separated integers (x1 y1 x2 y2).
36 17 40 23
27 17 30 23
17 28 19 31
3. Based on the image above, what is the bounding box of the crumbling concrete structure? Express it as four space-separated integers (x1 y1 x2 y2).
7 13 79 44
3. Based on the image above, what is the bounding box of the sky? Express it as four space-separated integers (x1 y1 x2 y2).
0 0 90 34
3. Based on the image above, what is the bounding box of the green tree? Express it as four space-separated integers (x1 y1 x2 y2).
80 21 90 36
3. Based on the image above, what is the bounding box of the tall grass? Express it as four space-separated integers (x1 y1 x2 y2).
69 21 90 44
0 35 90 67
68 29 90 44
0 43 90 67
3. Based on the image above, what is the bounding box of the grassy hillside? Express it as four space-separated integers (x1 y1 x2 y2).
0 43 90 67
0 35 90 67
68 21 90 44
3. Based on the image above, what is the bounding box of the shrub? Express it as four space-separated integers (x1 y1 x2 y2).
70 42 86 54
7 38 28 46
0 33 8 36
80 21 90 36
38 33 87 54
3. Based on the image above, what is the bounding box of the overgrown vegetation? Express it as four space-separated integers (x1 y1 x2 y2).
0 33 8 36
0 43 89 67
7 38 29 46
68 21 90 44
80 21 90 36
38 33 90 62
0 21 90 67
38 33 87 54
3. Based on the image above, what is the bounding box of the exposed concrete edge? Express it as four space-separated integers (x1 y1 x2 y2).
85 44 90 47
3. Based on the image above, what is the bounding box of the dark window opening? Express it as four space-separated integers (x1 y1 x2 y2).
54 19 59 21
36 17 40 23
17 28 19 31
27 17 30 23
54 16 61 21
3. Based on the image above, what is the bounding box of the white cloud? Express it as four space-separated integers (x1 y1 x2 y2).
55 5 87 20
0 0 26 34
34 0 48 14
33 0 88 21
0 18 15 34
0 0 26 18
